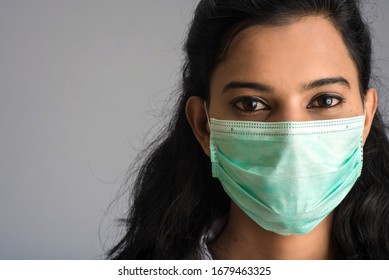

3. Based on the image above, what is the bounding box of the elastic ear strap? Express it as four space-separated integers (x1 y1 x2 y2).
204 100 211 126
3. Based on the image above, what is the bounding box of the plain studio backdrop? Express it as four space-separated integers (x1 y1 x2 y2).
0 0 388 260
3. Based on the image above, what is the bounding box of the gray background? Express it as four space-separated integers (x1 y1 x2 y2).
0 1 388 260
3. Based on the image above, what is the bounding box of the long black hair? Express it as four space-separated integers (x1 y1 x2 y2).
108 0 389 259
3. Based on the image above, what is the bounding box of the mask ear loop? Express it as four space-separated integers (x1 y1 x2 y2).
204 100 217 175
362 93 368 117
204 100 211 127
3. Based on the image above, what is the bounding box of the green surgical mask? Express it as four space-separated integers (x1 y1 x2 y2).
209 114 365 235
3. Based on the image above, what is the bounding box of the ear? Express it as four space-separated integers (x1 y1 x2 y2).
185 96 210 157
362 88 378 145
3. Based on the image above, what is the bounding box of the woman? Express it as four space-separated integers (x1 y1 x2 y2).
108 0 389 259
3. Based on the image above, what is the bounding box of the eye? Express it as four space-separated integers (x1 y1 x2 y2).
307 94 344 109
230 96 270 112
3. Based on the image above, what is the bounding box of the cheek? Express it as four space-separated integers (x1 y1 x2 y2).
347 94 365 116
209 72 229 118
209 96 229 119
208 86 233 119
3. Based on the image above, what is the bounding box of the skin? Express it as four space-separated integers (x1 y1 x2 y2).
186 16 377 259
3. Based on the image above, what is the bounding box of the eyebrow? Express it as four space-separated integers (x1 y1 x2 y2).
303 77 351 91
222 81 275 94
222 76 351 94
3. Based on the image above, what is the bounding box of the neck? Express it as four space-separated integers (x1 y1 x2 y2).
209 202 334 260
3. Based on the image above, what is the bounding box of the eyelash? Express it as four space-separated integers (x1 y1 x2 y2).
230 93 345 113
230 96 270 113
307 93 345 110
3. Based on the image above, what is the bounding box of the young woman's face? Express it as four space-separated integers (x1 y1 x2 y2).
186 16 376 156
209 17 367 123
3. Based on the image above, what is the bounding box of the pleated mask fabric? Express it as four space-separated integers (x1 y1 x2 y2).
209 116 365 235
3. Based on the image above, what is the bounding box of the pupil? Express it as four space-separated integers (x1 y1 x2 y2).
244 100 257 110
324 97 332 106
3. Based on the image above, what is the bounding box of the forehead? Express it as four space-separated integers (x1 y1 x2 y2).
211 16 358 90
